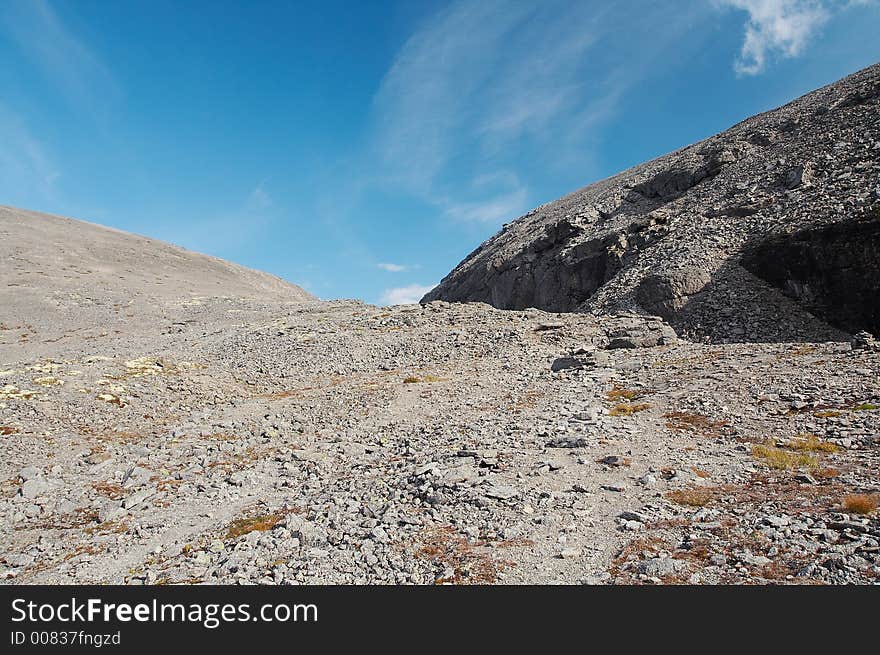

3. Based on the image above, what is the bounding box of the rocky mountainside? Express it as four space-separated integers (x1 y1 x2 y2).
424 64 880 344
0 70 878 586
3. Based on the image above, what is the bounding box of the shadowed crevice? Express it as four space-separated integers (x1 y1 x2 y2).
741 212 880 336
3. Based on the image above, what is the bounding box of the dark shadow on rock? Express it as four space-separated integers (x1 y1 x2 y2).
658 258 850 344
424 208 877 345
740 211 880 337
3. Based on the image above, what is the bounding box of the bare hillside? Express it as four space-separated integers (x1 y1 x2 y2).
1 68 878 586
0 206 312 359
425 64 880 344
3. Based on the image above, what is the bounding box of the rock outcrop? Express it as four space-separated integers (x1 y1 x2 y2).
424 64 880 343
2 200 878 587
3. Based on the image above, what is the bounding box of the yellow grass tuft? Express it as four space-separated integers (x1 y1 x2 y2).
225 512 287 539
751 444 818 470
788 434 838 453
605 386 647 402
403 374 448 384
609 403 651 416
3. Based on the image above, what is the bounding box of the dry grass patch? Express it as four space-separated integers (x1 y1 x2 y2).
666 488 714 507
0 426 15 435
813 410 842 418
813 467 840 480
788 433 837 453
92 480 126 500
842 494 879 515
751 444 819 470
225 510 292 539
609 402 651 416
605 386 650 402
414 526 518 584
664 411 727 436
403 374 448 384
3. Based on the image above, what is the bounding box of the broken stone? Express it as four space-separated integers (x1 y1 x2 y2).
484 485 519 500
20 479 49 499
546 436 588 448
122 487 156 510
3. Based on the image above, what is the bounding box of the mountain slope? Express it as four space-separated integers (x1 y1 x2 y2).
0 205 312 356
424 63 880 343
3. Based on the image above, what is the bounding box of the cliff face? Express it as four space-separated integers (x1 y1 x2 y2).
424 64 880 343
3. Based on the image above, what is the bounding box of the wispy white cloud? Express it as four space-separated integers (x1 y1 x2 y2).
715 0 868 75
377 262 409 272
438 169 529 224
2 0 119 112
443 187 528 224
372 1 533 194
0 0 119 206
369 0 706 225
380 283 436 305
249 182 272 209
0 102 60 203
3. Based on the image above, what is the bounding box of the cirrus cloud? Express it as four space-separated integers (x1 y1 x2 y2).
377 262 409 272
369 0 707 225
716 0 870 75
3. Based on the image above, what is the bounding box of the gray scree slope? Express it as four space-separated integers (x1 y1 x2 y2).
0 67 878 586
1 206 312 356
424 63 880 344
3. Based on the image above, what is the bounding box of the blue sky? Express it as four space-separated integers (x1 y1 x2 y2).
2 0 878 304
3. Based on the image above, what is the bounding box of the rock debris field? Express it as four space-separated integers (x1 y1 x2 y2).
1 64 879 586
2 262 878 584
